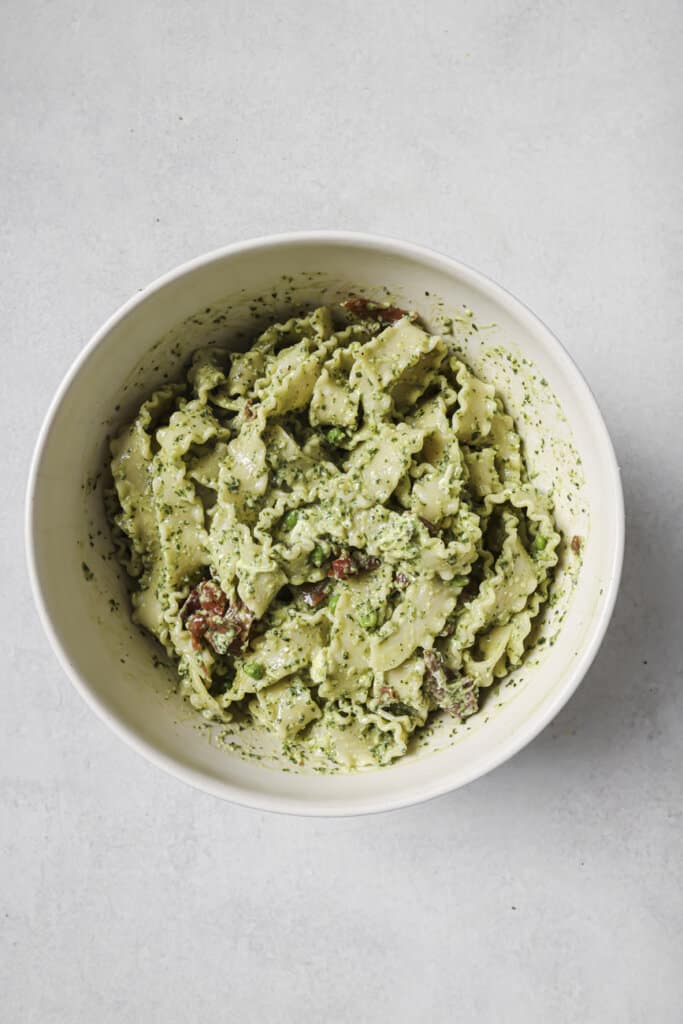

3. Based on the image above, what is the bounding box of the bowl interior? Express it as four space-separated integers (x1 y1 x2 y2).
28 236 622 813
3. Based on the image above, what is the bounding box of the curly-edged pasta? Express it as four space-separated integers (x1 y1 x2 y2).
108 296 560 769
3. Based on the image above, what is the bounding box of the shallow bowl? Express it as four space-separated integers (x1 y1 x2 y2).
26 232 624 815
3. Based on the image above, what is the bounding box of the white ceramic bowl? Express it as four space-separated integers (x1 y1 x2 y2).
26 232 624 815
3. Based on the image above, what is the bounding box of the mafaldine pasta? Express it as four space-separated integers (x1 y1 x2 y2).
108 297 560 768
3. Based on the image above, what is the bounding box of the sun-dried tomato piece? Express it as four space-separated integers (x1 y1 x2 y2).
302 581 329 608
451 678 478 719
343 295 411 324
328 549 381 580
181 580 254 655
424 648 447 683
186 613 209 650
352 550 381 572
182 579 227 622
225 599 255 652
394 571 411 588
197 580 227 617
419 516 439 537
423 649 477 719
377 685 397 703
328 556 356 580
571 535 582 553
379 306 409 324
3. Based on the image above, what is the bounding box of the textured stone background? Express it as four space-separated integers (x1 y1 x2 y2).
2 1 681 1021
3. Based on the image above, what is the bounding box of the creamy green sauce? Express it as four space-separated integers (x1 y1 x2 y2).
104 295 564 772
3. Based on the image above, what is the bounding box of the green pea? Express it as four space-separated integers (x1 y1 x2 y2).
328 593 340 612
359 610 378 629
534 534 547 552
243 662 265 680
310 545 326 567
283 509 299 530
451 575 468 587
326 427 346 445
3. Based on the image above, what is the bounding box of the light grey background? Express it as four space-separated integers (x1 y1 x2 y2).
2 1 682 1022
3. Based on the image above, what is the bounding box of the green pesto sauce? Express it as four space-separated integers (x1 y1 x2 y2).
97 283 586 775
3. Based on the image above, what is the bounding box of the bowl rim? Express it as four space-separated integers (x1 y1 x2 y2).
25 230 625 816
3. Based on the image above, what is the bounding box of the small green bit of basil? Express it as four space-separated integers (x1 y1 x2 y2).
283 509 299 531
359 610 378 629
326 427 346 445
383 701 416 718
310 545 326 567
328 593 340 611
451 575 468 587
244 662 265 680
534 534 547 552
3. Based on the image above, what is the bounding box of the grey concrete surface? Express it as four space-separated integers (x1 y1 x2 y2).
2 1 682 1021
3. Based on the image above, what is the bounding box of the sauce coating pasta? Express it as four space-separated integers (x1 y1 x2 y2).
108 299 560 769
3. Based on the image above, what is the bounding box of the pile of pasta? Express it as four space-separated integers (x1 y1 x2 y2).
110 301 560 768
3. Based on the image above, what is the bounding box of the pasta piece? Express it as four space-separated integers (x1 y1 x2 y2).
371 578 457 673
230 613 326 700
309 346 360 428
354 320 447 394
409 434 464 523
250 678 322 739
255 307 335 416
451 358 497 444
374 656 430 726
110 385 181 576
341 422 423 506
463 447 502 498
188 347 230 403
311 566 393 700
